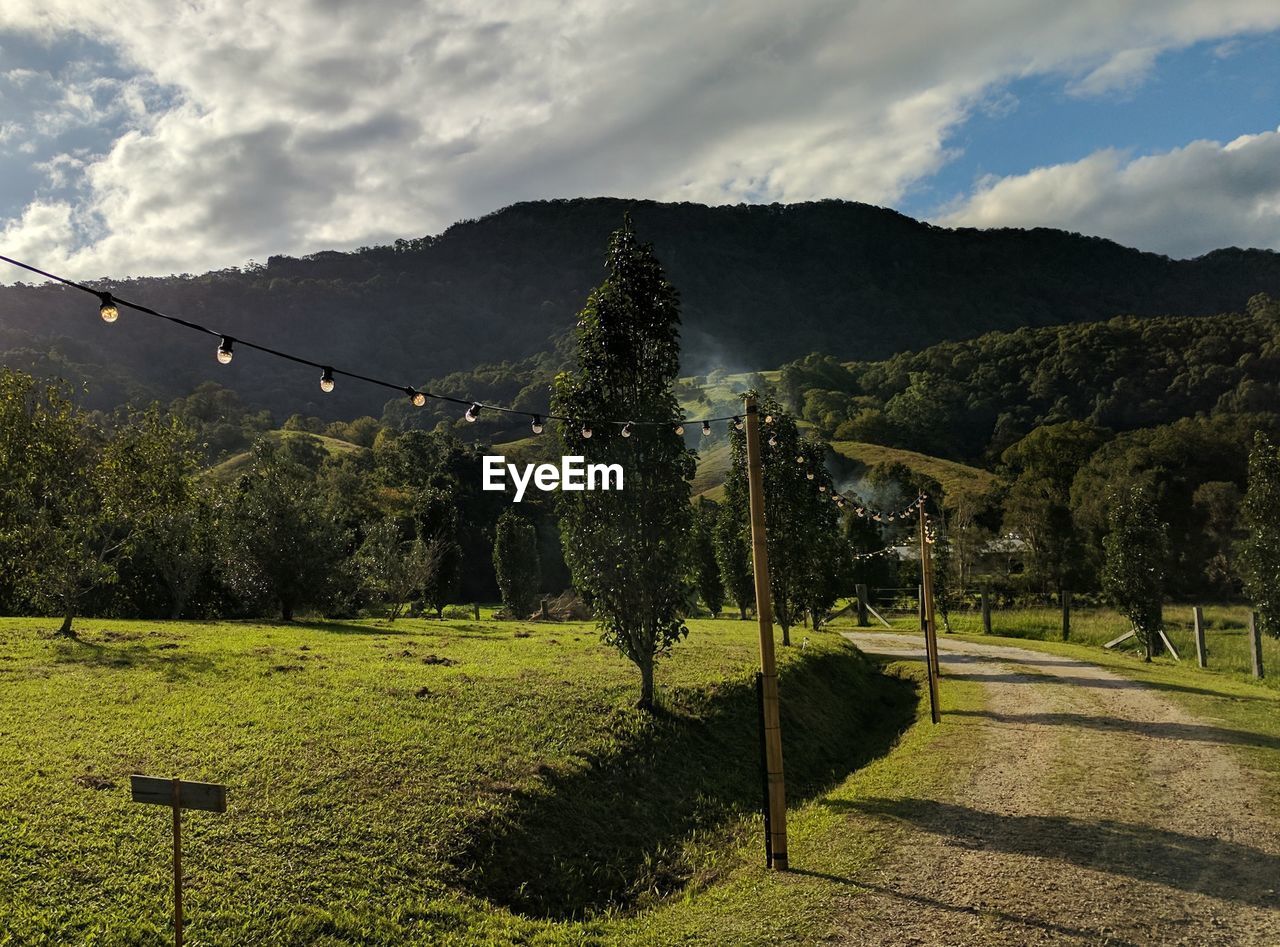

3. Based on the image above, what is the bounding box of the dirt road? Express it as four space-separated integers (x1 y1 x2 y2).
834 632 1280 946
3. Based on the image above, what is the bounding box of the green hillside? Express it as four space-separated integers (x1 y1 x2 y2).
205 430 368 481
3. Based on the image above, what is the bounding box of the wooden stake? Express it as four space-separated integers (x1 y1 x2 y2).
1193 606 1207 668
917 505 941 723
981 588 992 635
855 583 869 627
744 396 787 869
172 778 183 947
1250 612 1265 679
1061 590 1071 642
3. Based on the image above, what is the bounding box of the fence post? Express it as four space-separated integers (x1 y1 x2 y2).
855 584 869 627
1061 590 1071 642
1250 612 1265 679
1193 606 1207 668
981 588 992 635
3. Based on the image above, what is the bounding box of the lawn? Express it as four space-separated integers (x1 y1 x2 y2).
0 615 976 946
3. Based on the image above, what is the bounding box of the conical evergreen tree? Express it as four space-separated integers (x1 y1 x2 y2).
552 217 694 709
1239 432 1280 638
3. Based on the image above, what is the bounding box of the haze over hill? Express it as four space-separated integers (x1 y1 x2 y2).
3 197 1280 419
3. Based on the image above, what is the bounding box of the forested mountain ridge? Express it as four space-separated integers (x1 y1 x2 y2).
4 197 1280 420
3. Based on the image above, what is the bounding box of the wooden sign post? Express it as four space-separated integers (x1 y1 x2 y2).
131 775 227 947
917 504 942 724
743 395 787 870
1193 606 1207 668
1249 612 1265 679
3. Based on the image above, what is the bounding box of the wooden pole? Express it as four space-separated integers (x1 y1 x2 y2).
1193 606 1207 668
920 509 941 677
172 778 183 947
981 588 992 635
744 396 787 869
1061 590 1071 642
917 505 941 723
1250 611 1265 679
855 583 869 627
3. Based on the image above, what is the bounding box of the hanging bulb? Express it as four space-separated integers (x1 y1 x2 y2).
621 421 634 438
98 293 119 323
407 389 426 407
320 367 335 393
768 433 778 447
765 414 774 424
796 455 805 465
701 421 711 437
733 416 744 430
674 422 685 436
464 402 481 423
216 336 234 364
806 470 815 481
819 484 827 492
581 422 593 439
531 415 544 435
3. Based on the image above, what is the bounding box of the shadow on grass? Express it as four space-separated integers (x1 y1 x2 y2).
457 648 918 920
823 796 1280 910
946 709 1280 749
51 638 218 680
935 668 1271 701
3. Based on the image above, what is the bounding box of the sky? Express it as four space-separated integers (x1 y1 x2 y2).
0 1 1279 282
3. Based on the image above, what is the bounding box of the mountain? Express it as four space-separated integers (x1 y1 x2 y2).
3 197 1280 419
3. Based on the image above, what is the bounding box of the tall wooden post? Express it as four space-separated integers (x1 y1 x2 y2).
917 505 941 722
855 583 870 627
1192 606 1207 668
172 778 183 947
1249 612 1265 679
1061 590 1071 642
981 588 992 635
744 396 788 869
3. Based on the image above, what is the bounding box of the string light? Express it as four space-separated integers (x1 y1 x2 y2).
0 253 763 440
768 433 778 447
622 421 634 438
581 422 593 439
465 402 481 423
408 389 427 407
765 414 774 424
531 415 544 435
806 470 815 481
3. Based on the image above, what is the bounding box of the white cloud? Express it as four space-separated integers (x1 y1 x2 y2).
0 1 1278 279
938 128 1280 258
1066 46 1160 97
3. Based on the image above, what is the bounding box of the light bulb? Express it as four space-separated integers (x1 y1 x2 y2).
409 389 426 407
796 455 805 464
674 423 685 436
216 336 234 364
819 484 827 492
622 422 634 438
806 470 815 481
733 416 744 430
465 402 481 422
581 423 593 439
701 421 712 437
768 434 778 447
99 293 119 323
531 415 544 435
765 414 773 424
320 367 335 393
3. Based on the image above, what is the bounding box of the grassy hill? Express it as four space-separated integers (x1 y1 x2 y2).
205 430 369 481
0 616 922 944
828 441 1003 508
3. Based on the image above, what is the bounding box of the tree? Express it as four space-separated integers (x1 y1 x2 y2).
714 497 754 620
722 396 840 645
492 510 541 618
551 217 695 709
356 517 445 621
0 370 197 634
1239 433 1280 638
220 442 350 621
1101 484 1169 661
414 487 461 618
690 498 724 617
134 479 222 619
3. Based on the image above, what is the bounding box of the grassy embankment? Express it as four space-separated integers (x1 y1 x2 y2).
0 615 987 946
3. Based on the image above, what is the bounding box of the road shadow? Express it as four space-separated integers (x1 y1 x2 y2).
934 669 1270 701
824 796 1280 910
458 650 918 920
947 709 1280 750
786 868 1141 946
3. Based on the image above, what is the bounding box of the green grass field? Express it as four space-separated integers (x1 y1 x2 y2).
0 615 973 946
